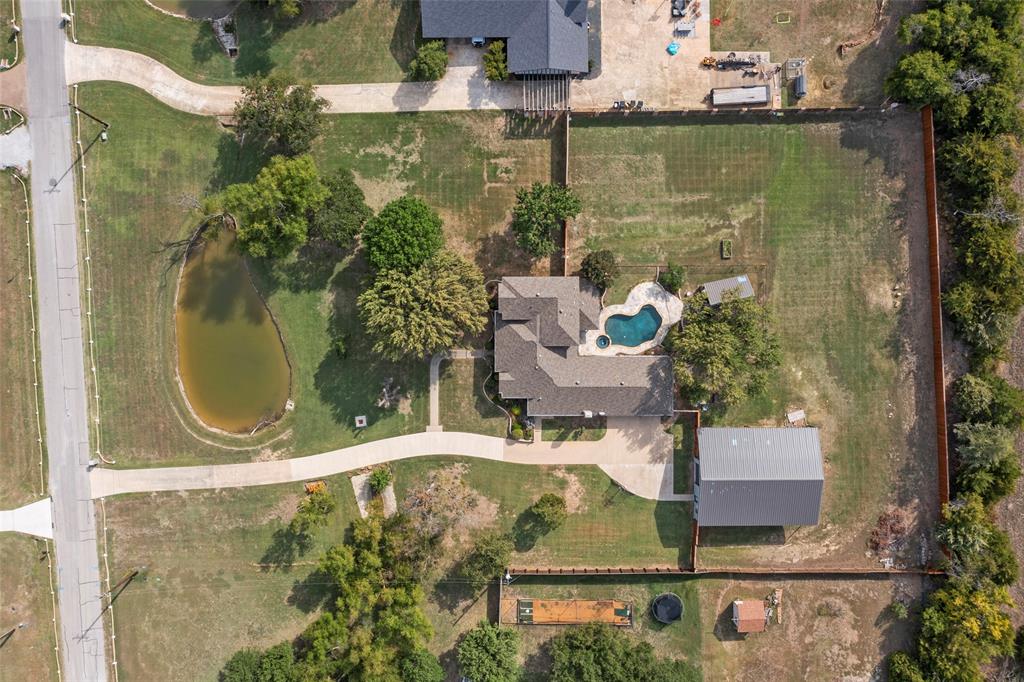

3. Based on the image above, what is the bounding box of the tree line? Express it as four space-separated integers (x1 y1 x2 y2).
884 1 1024 679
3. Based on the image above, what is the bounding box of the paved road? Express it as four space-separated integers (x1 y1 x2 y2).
90 420 692 502
22 1 108 679
65 42 525 116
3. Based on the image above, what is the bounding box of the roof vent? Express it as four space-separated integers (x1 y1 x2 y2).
619 381 624 386
575 380 580 385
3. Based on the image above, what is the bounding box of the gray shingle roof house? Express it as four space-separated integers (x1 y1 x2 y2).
695 427 824 526
420 0 590 74
494 277 674 417
702 275 754 306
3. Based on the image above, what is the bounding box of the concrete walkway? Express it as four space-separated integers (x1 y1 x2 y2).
0 124 31 173
0 498 54 539
428 349 492 431
65 42 524 116
91 417 691 502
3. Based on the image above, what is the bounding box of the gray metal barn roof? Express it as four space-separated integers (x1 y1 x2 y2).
420 0 589 74
702 275 754 306
696 427 824 527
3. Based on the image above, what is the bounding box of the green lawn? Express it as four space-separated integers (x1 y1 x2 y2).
72 0 421 84
75 83 556 466
0 0 19 66
570 115 929 567
0 536 58 682
0 170 45 508
439 358 508 437
540 416 607 442
101 476 361 682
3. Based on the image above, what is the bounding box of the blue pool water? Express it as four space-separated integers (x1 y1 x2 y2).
604 305 663 347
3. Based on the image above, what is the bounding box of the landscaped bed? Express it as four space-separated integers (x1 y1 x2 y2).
73 83 557 467
71 0 421 84
569 114 938 569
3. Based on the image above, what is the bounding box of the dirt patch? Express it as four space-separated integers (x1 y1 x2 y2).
351 170 409 211
267 493 300 524
553 467 587 514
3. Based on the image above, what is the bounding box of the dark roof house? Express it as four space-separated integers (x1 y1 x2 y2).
494 277 674 418
420 0 590 74
695 427 824 527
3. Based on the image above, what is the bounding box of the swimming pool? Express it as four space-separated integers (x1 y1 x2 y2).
604 305 663 347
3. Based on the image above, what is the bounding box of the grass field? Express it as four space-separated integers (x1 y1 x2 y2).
502 575 702 679
0 536 58 682
438 358 507 437
100 477 361 681
1 0 20 66
540 416 607 442
710 0 918 106
0 170 45 508
74 83 557 466
72 0 421 84
569 115 935 568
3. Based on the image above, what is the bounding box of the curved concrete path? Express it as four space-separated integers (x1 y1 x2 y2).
65 42 524 116
0 498 54 539
91 419 692 502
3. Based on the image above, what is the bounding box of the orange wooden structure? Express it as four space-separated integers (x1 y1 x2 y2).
500 598 632 626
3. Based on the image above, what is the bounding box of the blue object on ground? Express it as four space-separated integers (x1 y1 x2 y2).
667 42 680 55
596 335 611 349
604 305 663 347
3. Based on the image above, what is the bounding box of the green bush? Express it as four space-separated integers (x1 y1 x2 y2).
368 467 393 495
333 331 348 359
953 372 1024 428
510 182 582 257
400 649 444 682
410 40 448 81
457 621 519 682
483 40 509 81
580 249 619 291
531 493 568 529
939 133 1019 200
460 532 513 586
887 651 925 682
889 600 909 620
953 422 1021 505
510 423 524 441
361 196 444 273
220 648 261 682
967 525 1019 586
658 262 685 293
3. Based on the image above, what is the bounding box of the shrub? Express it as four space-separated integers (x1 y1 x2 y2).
457 621 519 682
953 422 1020 504
510 423 524 441
410 40 448 81
361 196 444 273
889 600 909 620
658 262 685 293
943 279 1015 359
289 488 337 537
579 249 619 290
368 467 393 495
510 183 582 257
887 651 925 682
333 331 348 359
531 493 568 529
549 623 699 682
939 133 1019 199
483 40 509 81
461 532 513 586
968 525 1019 586
400 649 444 682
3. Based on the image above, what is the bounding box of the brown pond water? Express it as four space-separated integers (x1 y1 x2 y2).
149 0 239 19
175 230 289 433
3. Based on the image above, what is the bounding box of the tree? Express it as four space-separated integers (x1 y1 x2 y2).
549 622 699 682
658 262 685 293
368 467 393 495
579 249 619 290
357 252 488 360
361 196 444 273
256 643 295 682
886 51 960 108
953 422 1021 504
667 290 780 407
510 183 582 257
251 0 301 19
887 652 925 682
899 2 994 57
289 487 337 537
220 648 261 682
918 577 1015 682
483 40 509 81
234 74 327 155
456 621 519 682
954 372 1024 428
957 220 1024 310
220 154 328 258
531 493 568 529
943 279 1015 359
311 168 372 249
968 525 1019 586
410 40 448 81
967 82 1024 136
460 532 513 586
936 495 992 562
400 649 443 682
939 133 1019 199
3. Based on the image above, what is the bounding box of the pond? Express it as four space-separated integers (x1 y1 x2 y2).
175 230 290 433
604 305 663 347
149 0 239 19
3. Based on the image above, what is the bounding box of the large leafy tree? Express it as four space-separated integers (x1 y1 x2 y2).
361 196 444 273
510 183 582 257
884 50 968 126
400 649 443 682
667 290 780 407
220 154 328 258
918 577 1015 682
939 133 1019 198
311 167 373 249
459 532 513 587
234 73 327 155
456 621 520 682
549 623 699 682
357 252 488 360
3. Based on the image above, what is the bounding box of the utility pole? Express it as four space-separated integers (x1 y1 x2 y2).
68 102 111 141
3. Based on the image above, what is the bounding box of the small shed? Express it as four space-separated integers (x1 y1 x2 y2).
701 275 754 306
732 599 768 633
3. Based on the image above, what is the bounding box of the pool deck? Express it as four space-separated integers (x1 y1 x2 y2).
581 281 683 356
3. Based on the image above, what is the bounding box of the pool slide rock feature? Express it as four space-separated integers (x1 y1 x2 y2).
580 281 684 356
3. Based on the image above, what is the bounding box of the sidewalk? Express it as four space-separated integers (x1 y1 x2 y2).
65 42 524 116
